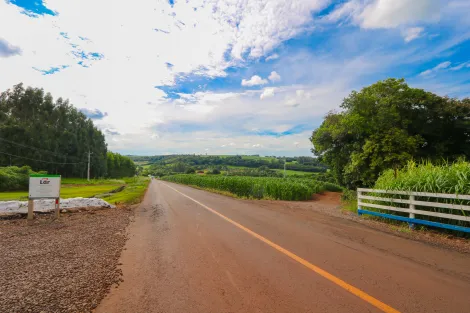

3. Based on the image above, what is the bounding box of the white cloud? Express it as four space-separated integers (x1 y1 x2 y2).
265 53 279 61
260 87 276 99
285 98 300 107
419 61 451 76
403 27 424 42
0 0 329 137
327 0 441 29
241 75 268 86
268 71 281 82
252 144 262 148
358 0 441 29
450 62 470 71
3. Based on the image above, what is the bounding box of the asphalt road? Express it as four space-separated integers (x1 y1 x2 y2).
97 180 470 313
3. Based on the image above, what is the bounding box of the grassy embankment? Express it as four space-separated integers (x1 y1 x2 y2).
0 177 149 205
162 174 341 201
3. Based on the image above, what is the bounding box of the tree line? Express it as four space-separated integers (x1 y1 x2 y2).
310 78 470 189
0 83 135 178
132 154 327 173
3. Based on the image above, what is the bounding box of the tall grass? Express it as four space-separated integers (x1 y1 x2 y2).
375 160 470 194
162 175 341 201
372 160 470 232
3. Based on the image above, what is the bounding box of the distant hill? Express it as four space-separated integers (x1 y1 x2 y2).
128 154 327 174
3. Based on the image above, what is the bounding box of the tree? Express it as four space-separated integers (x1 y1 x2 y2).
0 83 107 177
106 152 136 178
311 78 470 188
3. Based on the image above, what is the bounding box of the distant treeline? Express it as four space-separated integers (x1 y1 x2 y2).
0 84 135 178
107 152 136 178
130 155 327 173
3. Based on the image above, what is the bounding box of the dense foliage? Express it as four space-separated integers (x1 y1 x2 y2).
311 78 470 188
0 84 107 177
162 175 341 201
107 152 136 178
0 166 46 191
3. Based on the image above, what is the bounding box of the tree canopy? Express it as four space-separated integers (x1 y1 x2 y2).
0 83 136 178
310 78 470 188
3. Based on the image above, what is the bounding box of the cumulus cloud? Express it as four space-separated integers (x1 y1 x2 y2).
241 75 268 86
260 87 276 99
79 108 108 120
419 61 451 76
268 71 281 82
403 27 424 42
0 38 21 57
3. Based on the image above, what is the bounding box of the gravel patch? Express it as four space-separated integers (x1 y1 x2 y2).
0 198 115 215
0 207 133 313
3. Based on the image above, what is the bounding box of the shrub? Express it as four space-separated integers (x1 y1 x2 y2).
0 166 47 191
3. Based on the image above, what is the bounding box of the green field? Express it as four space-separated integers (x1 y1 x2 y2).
162 174 341 201
273 169 314 176
0 177 149 204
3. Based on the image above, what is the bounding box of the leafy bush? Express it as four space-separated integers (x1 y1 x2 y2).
162 175 341 201
0 166 46 191
185 168 196 174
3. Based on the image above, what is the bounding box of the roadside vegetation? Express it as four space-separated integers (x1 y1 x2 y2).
0 176 149 204
162 175 341 201
309 78 470 234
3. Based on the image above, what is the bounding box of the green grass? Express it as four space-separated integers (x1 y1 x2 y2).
101 177 149 205
273 169 314 176
162 174 341 201
0 177 150 204
61 178 125 185
0 185 122 201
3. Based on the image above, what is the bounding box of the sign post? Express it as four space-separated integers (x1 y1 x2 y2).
28 174 61 223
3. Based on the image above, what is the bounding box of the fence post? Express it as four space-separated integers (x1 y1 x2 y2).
55 198 60 219
357 189 362 216
408 194 415 229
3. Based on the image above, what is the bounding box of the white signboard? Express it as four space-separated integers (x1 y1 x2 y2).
29 175 61 199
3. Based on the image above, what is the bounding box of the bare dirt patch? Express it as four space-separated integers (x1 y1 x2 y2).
0 207 133 313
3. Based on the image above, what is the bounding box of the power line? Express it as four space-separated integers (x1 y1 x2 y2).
0 151 86 165
0 136 84 162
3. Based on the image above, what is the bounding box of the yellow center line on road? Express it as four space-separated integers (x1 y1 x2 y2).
161 182 400 313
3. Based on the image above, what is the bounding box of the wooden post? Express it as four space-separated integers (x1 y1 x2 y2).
357 190 362 215
55 198 60 219
409 194 415 229
27 199 34 224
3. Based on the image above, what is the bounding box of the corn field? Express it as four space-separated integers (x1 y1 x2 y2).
372 160 470 231
162 175 341 201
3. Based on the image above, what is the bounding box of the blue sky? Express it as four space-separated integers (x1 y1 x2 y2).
0 0 469 156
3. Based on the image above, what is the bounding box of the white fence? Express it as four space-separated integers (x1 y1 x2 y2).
357 188 470 233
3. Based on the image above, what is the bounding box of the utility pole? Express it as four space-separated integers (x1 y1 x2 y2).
87 151 93 181
284 158 286 178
